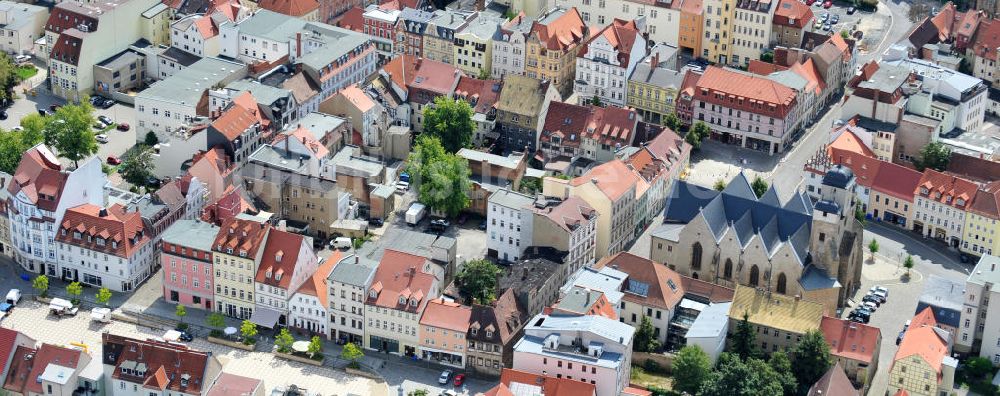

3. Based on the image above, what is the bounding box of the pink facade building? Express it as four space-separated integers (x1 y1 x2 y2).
161 219 220 310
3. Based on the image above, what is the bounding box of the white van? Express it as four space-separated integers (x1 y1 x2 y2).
330 237 352 250
5 289 20 305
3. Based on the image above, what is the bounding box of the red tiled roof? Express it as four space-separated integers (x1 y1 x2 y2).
212 92 264 141
872 160 922 202
969 182 1000 220
930 3 957 40
258 0 319 17
56 204 150 259
790 58 827 96
255 229 308 290
3 344 84 395
367 249 436 313
894 390 910 396
193 15 219 39
336 6 365 32
569 160 640 201
420 298 472 332
945 153 1000 184
910 306 938 328
747 60 789 75
9 145 66 213
0 329 31 377
295 250 341 308
213 217 270 257
530 8 587 51
828 125 876 158
972 18 1000 61
595 252 685 310
820 316 880 364
894 307 949 375
679 275 735 303
915 169 978 210
468 288 525 344
829 148 879 188
104 333 215 394
273 126 330 159
541 102 637 148
454 76 502 115
695 66 797 119
484 369 596 396
45 4 99 34
50 29 85 66
807 362 859 396
578 19 640 66
380 55 460 103
533 196 596 233
206 373 261 396
773 0 813 28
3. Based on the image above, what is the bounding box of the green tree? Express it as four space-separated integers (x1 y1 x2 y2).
965 356 994 380
407 390 429 396
769 350 798 396
685 128 702 149
95 287 112 306
664 113 681 131
275 328 294 353
66 282 82 305
32 275 48 298
175 304 187 323
751 176 768 198
206 312 225 331
840 30 850 39
19 113 46 144
868 239 879 261
590 96 602 106
0 128 42 174
119 146 154 186
307 336 322 357
239 320 258 345
904 255 915 275
0 54 19 104
913 141 951 171
341 342 365 369
633 316 660 352
692 121 711 139
760 51 775 63
731 311 760 360
422 96 474 153
45 100 98 168
456 259 501 304
409 135 472 217
478 68 491 80
791 330 833 391
700 354 784 396
672 345 712 395
714 178 726 191
144 131 159 146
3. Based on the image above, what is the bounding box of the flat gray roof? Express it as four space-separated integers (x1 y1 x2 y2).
139 57 245 105
488 188 534 209
161 219 221 251
0 1 47 31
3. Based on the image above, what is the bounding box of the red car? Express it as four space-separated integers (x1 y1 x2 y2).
805 0 816 5
106 156 121 165
822 1 832 7
116 123 130 131
453 374 465 387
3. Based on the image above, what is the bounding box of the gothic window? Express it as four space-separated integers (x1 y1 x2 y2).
749 265 760 287
691 242 703 270
776 273 787 294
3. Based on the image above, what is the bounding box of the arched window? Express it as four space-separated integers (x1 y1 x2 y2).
749 265 759 287
776 273 787 294
691 242 703 270
724 259 733 279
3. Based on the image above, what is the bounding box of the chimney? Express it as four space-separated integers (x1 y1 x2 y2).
296 32 302 58
284 133 290 156
521 267 528 281
651 52 659 68
98 207 108 217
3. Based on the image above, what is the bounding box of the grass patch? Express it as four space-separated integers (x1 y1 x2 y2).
16 66 37 80
631 367 674 391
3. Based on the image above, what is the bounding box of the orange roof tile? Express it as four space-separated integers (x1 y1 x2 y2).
828 125 876 158
972 18 1000 62
531 8 587 51
296 250 341 308
367 249 436 312
915 169 978 210
695 66 797 119
893 325 949 374
255 229 307 290
212 92 264 141
56 204 150 259
336 6 365 32
420 298 472 332
774 0 813 28
579 19 641 66
338 85 375 113
213 217 270 257
9 145 66 212
872 160 922 202
820 316 880 364
258 0 318 17
569 160 640 201
747 60 789 75
104 333 214 394
483 369 596 396
595 252 685 310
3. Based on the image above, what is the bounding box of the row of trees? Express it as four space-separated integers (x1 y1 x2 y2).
671 313 833 395
31 275 113 305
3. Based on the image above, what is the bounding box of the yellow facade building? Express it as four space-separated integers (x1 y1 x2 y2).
524 7 588 97
213 216 271 319
962 184 1000 257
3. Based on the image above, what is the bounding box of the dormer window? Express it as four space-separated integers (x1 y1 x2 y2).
112 241 118 249
96 238 105 246
226 248 233 254
957 199 965 206
410 298 417 307
471 328 478 336
921 187 929 195
60 229 66 236
73 231 81 239
399 296 406 305
265 270 272 279
369 290 378 298
275 272 282 281
239 250 247 257
486 330 493 338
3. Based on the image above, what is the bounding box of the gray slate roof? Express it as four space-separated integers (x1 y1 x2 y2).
663 172 813 263
161 219 221 251
328 254 377 286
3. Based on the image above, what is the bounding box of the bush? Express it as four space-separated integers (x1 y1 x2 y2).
643 359 663 373
176 323 189 330
209 329 223 338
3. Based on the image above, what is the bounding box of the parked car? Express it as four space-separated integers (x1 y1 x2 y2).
819 12 828 21
846 6 856 13
896 330 905 345
117 123 130 131
478 220 487 230
438 370 452 385
439 391 457 396
101 98 115 109
98 115 113 126
429 219 450 233
14 55 31 65
147 176 162 187
822 0 832 7
330 237 352 250
49 298 78 317
93 122 105 130
178 330 194 342
831 14 840 23
822 23 832 31
453 374 465 387
863 301 878 312
0 110 7 120
872 290 888 302
5 289 20 305
95 134 109 143
368 218 384 227
107 156 121 165
870 285 888 297
37 109 47 116
862 294 881 307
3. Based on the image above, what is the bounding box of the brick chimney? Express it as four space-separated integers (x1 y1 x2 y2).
296 32 302 58
651 52 659 68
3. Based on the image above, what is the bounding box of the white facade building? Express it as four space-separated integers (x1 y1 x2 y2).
487 189 536 263
253 230 319 328
55 204 156 292
170 14 225 58
491 14 532 79
0 1 48 56
327 254 376 342
730 0 775 67
573 20 645 108
555 0 677 47
512 314 635 396
7 145 106 276
957 255 1000 362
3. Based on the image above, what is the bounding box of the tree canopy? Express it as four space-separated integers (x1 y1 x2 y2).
408 135 471 217
699 354 785 396
751 176 769 198
769 351 798 396
791 330 833 392
0 127 43 174
0 54 20 104
664 113 681 131
672 345 712 394
456 259 501 304
42 100 99 168
914 141 951 171
731 311 760 360
120 146 155 186
422 96 475 153
633 316 661 352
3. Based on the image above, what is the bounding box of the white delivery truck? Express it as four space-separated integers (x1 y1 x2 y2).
405 202 427 226
49 298 78 317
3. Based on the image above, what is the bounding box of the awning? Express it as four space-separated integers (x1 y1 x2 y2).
249 307 281 329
